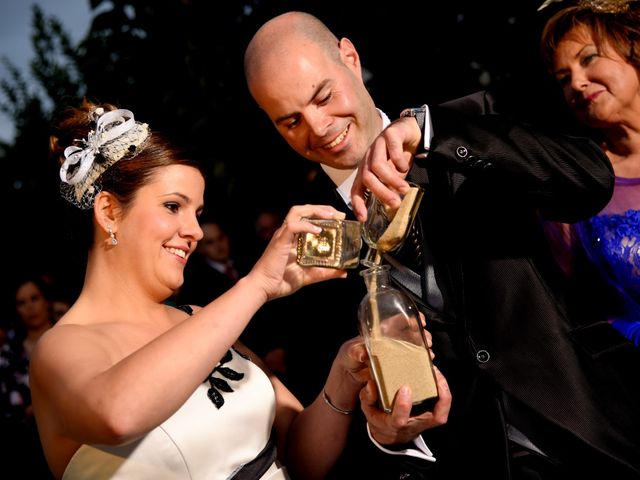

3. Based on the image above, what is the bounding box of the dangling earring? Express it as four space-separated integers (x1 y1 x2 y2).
107 225 118 246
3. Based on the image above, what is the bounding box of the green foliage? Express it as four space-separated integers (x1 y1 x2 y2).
30 5 84 105
1 5 84 284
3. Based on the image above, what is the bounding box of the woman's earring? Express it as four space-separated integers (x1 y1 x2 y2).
107 225 118 246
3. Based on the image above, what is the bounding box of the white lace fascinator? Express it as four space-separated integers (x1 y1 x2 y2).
59 107 150 209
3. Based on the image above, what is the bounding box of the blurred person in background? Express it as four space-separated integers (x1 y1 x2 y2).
1 274 56 479
179 218 242 306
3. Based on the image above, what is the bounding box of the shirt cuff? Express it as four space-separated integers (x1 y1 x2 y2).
366 422 436 462
419 104 433 159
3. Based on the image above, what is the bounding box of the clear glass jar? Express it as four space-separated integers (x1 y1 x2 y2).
296 218 362 269
358 265 438 414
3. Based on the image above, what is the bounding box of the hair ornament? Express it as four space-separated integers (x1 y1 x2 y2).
59 108 150 209
90 107 105 122
538 0 638 12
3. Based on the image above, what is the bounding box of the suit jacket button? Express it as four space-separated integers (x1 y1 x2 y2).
456 146 468 158
476 349 490 363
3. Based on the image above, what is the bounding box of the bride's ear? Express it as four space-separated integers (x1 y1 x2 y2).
94 191 121 247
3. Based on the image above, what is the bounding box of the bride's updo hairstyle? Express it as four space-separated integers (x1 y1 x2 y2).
50 98 205 251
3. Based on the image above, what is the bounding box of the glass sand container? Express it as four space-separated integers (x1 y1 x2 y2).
358 264 438 414
296 218 362 269
361 183 424 267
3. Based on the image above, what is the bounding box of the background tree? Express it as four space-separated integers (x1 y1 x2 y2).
1 5 85 315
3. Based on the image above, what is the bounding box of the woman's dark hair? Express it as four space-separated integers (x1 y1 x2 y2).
541 3 640 73
7 274 54 335
14 274 53 304
50 98 206 252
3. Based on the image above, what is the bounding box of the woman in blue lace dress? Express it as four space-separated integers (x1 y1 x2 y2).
540 0 640 346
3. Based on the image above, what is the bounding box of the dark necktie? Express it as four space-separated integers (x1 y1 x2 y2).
224 263 238 282
386 216 443 310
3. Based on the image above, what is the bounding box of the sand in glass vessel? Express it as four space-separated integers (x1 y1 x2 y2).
361 184 424 267
358 265 438 414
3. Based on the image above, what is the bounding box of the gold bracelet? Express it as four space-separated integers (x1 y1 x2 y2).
322 388 354 415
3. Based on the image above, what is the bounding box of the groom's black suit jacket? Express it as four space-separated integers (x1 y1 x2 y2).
398 90 640 478
251 90 640 479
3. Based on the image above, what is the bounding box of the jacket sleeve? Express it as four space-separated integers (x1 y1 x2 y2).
419 102 614 223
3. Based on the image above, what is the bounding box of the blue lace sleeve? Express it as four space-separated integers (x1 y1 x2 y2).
611 319 640 347
576 208 640 346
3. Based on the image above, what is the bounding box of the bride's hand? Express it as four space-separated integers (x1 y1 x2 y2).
249 205 349 300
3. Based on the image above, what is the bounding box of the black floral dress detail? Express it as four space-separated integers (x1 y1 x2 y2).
174 304 249 409
204 347 248 409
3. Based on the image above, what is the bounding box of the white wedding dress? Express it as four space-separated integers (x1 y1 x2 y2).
62 347 288 479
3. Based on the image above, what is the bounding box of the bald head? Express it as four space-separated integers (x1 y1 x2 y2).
243 11 379 171
244 11 341 87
